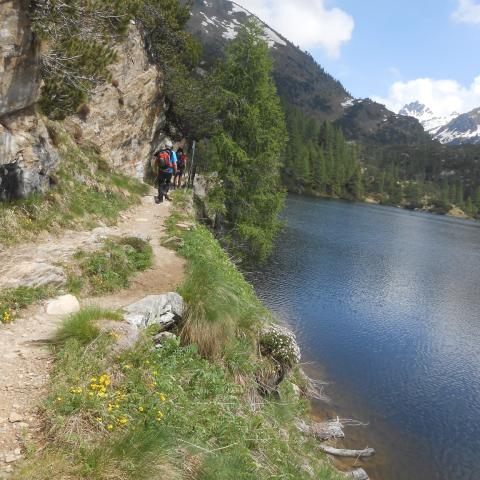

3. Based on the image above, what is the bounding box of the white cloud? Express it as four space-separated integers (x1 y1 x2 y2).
373 76 480 116
452 0 480 25
237 0 354 57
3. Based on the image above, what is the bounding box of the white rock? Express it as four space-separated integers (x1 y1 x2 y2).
46 295 80 316
124 293 184 328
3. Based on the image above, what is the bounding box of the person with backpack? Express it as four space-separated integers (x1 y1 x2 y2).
153 141 177 203
173 147 188 189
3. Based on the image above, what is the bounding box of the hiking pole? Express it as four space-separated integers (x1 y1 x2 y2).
188 140 196 189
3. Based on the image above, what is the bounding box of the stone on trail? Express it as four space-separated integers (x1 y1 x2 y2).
124 293 184 328
0 261 66 289
46 294 81 316
8 412 23 423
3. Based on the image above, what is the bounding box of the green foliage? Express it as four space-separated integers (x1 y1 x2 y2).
283 106 362 200
0 124 148 246
206 21 287 262
136 0 221 139
72 237 153 295
259 324 301 368
17 301 341 480
0 286 56 324
165 195 267 359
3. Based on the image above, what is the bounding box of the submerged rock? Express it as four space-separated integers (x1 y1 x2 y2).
124 293 184 328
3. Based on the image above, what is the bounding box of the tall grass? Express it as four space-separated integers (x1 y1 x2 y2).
165 190 269 361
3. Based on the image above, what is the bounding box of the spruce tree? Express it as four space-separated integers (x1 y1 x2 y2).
213 20 287 263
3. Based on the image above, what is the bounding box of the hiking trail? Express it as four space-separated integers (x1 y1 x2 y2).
0 194 185 475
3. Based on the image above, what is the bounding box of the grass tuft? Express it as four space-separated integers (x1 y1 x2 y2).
71 237 153 295
55 307 122 346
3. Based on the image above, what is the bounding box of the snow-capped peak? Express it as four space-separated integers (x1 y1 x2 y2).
399 101 458 136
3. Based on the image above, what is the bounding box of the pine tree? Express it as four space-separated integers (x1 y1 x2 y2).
213 20 287 262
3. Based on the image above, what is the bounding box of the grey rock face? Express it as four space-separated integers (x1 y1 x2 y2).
153 331 177 347
0 261 66 289
0 110 59 200
124 293 184 328
64 26 165 180
0 0 40 117
0 1 58 201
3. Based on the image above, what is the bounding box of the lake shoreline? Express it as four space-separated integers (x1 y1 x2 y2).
288 188 478 222
251 195 480 480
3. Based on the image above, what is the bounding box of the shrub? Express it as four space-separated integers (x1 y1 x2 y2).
259 324 301 368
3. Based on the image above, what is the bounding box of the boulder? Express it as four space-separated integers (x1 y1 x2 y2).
0 261 66 289
124 293 184 328
46 295 80 316
99 320 140 353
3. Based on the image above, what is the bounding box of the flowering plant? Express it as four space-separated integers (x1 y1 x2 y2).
259 324 301 367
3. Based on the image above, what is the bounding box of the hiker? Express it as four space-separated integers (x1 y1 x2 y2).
173 147 187 189
153 141 177 203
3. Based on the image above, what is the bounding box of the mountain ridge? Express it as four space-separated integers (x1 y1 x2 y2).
399 101 480 145
187 0 428 145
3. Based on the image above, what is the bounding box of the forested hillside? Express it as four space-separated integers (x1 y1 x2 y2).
186 0 480 219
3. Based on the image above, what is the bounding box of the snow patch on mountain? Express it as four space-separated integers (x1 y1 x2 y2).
435 107 480 145
341 98 355 108
197 2 287 48
399 101 458 136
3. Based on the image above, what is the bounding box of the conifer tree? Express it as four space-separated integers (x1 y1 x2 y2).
213 20 287 262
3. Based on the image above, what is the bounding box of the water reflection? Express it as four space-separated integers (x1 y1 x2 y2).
250 196 480 480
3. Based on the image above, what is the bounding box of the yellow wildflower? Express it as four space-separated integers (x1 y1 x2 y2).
117 417 128 425
159 393 166 402
107 424 114 431
138 406 144 412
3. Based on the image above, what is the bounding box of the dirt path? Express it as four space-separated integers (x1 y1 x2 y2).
0 194 184 476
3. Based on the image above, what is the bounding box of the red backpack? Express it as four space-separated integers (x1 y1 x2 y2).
156 149 172 171
177 153 187 169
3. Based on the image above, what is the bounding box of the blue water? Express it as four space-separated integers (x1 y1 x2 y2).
250 196 480 480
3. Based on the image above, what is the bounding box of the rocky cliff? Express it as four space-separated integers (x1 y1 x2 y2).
0 0 58 200
0 3 166 200
63 23 166 180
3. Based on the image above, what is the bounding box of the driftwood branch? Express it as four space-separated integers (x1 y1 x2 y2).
296 418 345 441
319 444 375 458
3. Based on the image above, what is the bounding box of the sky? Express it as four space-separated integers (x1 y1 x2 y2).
238 0 480 116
